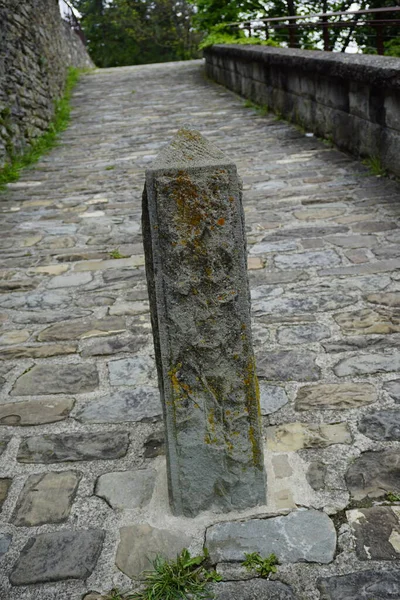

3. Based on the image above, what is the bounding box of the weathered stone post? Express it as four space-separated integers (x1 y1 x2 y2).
142 127 265 517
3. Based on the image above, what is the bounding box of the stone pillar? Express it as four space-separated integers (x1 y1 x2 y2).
142 127 265 517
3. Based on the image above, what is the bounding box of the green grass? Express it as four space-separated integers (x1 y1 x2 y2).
105 165 115 170
104 590 128 600
243 99 269 117
109 248 127 259
122 548 221 600
321 135 334 148
242 552 279 578
0 67 84 191
199 29 280 50
362 156 388 178
101 549 281 599
386 492 400 503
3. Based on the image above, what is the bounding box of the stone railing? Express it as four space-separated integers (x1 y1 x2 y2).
204 45 400 177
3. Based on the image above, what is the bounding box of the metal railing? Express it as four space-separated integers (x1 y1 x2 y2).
227 6 400 54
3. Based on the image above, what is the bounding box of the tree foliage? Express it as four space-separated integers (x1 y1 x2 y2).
71 0 201 67
192 0 400 56
71 0 400 65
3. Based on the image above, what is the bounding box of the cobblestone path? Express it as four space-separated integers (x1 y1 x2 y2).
1 60 400 600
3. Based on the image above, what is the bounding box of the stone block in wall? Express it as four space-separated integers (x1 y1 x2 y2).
299 73 316 98
314 103 336 138
381 128 400 175
241 76 255 100
330 109 382 159
229 69 241 95
295 96 315 129
284 70 302 97
283 69 316 102
267 65 283 90
0 0 93 168
369 87 386 126
251 61 265 84
384 92 400 132
270 86 292 118
356 118 383 158
315 76 349 112
349 81 371 121
253 81 271 108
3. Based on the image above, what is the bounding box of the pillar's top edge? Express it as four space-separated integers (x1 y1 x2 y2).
146 127 235 172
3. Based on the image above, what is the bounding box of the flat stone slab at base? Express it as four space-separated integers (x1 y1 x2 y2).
347 507 400 560
318 569 400 600
383 379 400 402
358 410 400 441
209 580 296 599
37 316 126 342
0 478 12 509
11 363 99 395
345 450 400 500
206 509 336 564
0 437 10 456
0 344 77 360
12 471 81 526
277 323 330 344
75 387 161 423
307 461 327 490
108 356 156 387
266 422 351 451
0 398 74 426
0 534 12 558
10 529 105 585
259 383 288 415
95 469 156 509
334 308 400 335
257 350 321 381
116 524 192 578
144 431 165 458
334 350 400 377
17 432 129 463
295 383 377 410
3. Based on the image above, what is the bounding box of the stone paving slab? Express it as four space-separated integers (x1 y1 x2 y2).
0 59 400 599
10 529 105 585
206 509 336 564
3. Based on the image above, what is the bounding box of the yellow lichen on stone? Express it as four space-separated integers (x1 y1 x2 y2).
243 355 263 467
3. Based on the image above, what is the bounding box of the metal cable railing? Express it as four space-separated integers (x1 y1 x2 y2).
224 6 400 54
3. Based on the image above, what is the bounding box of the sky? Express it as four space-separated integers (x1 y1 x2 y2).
59 0 81 19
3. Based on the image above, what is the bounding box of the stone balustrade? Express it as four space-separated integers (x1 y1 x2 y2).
204 45 400 177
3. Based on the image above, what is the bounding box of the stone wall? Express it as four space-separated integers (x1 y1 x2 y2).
204 45 400 177
0 0 94 167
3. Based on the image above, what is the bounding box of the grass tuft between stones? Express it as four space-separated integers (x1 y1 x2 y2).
242 552 279 578
362 156 388 178
0 67 87 191
103 548 221 600
386 491 400 503
109 248 128 259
